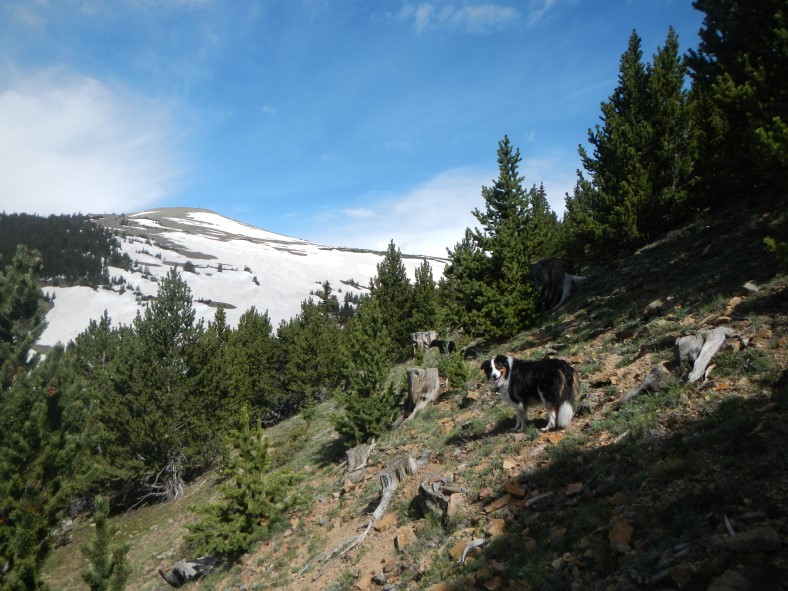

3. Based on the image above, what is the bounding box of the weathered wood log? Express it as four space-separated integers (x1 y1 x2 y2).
675 326 737 383
411 331 438 355
345 441 374 474
418 480 449 515
159 555 216 588
613 363 673 410
404 367 440 421
374 454 419 520
301 453 424 581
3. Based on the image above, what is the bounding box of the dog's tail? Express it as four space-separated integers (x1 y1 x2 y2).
557 367 580 428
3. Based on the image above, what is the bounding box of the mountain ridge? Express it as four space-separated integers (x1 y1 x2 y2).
37 208 447 348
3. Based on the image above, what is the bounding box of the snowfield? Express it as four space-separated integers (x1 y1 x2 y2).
37 208 447 347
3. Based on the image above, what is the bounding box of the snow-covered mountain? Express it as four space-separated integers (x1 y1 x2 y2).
37 208 448 348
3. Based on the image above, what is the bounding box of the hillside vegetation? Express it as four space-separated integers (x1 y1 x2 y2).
5 4 787 589
42 199 787 590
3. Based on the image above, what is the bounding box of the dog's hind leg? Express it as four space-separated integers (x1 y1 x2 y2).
541 406 557 432
557 400 574 429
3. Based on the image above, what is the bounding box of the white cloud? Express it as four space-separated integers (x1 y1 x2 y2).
0 68 183 216
526 0 557 26
307 154 577 258
400 3 519 34
343 207 377 219
311 169 490 257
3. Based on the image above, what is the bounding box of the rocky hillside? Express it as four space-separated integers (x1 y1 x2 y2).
43 200 787 591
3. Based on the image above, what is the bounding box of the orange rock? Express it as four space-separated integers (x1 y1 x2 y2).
374 513 397 532
609 516 633 546
485 518 506 537
484 494 512 513
354 572 373 590
449 538 475 562
395 525 416 550
484 575 504 590
504 481 526 498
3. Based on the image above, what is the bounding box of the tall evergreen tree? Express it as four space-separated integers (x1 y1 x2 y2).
687 0 788 200
569 28 695 262
643 26 694 235
0 347 89 590
225 307 283 422
330 297 399 446
524 183 562 261
129 268 203 500
438 229 489 335
578 30 651 257
369 241 415 361
441 135 538 339
277 297 345 407
411 259 439 333
0 245 46 392
560 179 599 267
190 305 233 458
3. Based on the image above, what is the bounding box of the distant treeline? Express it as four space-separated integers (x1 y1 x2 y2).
0 213 131 285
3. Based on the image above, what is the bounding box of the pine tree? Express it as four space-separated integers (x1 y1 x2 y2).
80 497 131 591
570 28 696 262
186 407 301 561
224 307 283 421
643 26 694 235
578 30 651 257
411 259 439 333
0 245 46 392
448 135 538 339
330 297 399 446
277 297 345 406
190 305 233 459
524 183 562 261
130 268 202 500
370 241 415 361
438 229 489 335
688 0 788 200
0 347 88 590
560 178 599 267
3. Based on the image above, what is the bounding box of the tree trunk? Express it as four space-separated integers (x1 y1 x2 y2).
411 331 438 356
404 366 440 421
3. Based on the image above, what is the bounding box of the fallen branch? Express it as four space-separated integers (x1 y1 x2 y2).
301 453 424 581
674 326 738 383
525 491 554 508
457 538 486 564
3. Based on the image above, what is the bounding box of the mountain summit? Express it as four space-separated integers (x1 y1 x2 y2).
38 208 447 347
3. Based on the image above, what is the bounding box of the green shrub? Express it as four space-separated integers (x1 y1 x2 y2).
186 407 303 561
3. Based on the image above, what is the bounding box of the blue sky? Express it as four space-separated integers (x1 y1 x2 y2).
0 0 704 257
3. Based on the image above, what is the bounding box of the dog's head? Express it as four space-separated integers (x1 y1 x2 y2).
481 355 510 388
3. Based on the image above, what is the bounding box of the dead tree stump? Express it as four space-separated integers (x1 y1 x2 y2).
404 367 440 421
344 442 374 483
412 331 438 356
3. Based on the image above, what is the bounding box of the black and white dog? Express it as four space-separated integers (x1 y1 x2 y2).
481 355 578 432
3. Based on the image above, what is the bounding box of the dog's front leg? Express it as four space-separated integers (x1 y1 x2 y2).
513 405 525 432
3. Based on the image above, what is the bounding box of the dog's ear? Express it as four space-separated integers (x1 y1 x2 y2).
481 359 491 373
